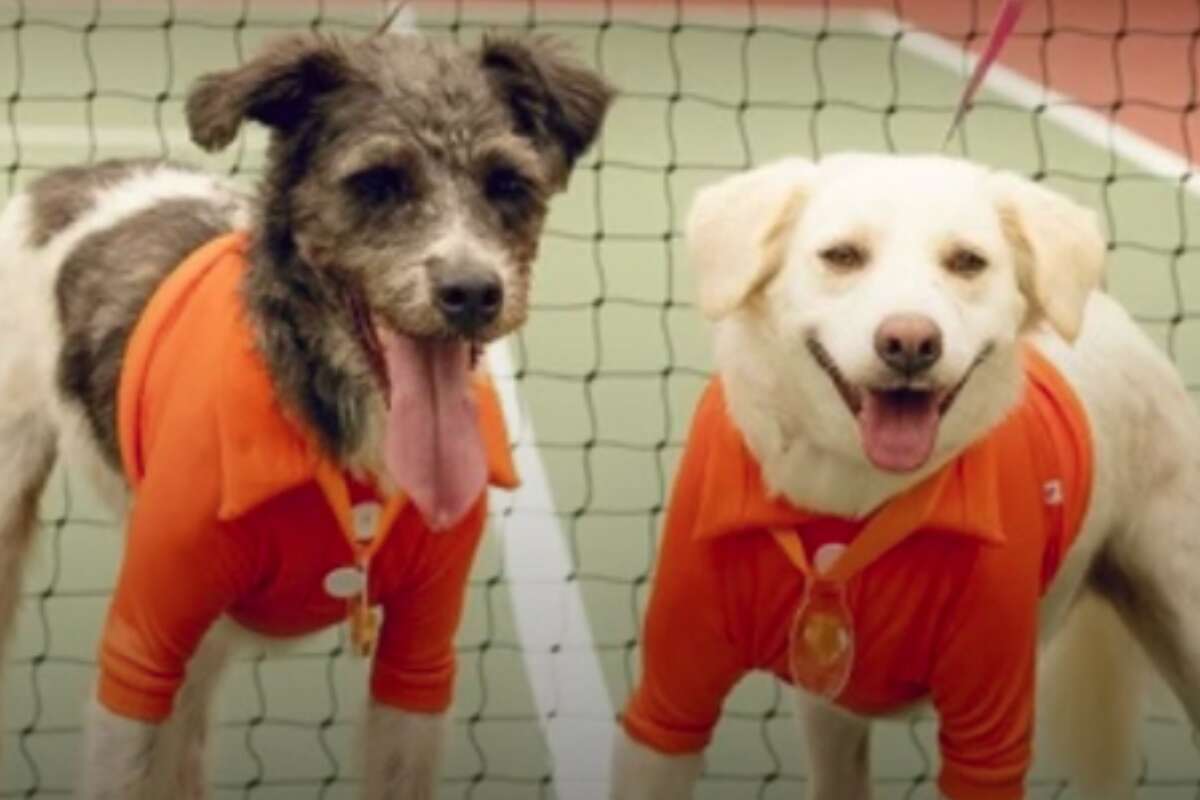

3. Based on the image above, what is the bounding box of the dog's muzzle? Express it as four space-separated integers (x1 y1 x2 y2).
806 334 995 472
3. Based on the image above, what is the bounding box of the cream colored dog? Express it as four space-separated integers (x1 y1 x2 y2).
612 153 1200 799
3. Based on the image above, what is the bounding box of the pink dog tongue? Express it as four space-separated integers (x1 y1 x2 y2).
380 332 487 531
858 390 940 473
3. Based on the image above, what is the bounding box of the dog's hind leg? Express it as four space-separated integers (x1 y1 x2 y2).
0 405 58 720
797 695 871 800
1039 590 1142 800
1092 507 1200 723
1086 474 1200 770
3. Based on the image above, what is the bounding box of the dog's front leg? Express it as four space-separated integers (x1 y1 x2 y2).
78 697 159 800
362 703 446 800
610 729 702 800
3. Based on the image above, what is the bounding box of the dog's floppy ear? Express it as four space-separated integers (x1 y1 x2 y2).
479 34 615 189
991 172 1106 342
687 158 815 319
186 34 353 152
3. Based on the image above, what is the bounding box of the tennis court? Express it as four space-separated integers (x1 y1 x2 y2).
1 1 1198 797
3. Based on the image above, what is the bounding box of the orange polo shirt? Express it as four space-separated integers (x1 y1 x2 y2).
623 350 1092 800
101 232 518 722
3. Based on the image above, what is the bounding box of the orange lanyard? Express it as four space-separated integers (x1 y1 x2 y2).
771 473 948 699
315 462 408 656
771 466 950 584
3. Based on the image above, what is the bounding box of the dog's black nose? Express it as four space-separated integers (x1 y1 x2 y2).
874 313 943 375
435 274 503 334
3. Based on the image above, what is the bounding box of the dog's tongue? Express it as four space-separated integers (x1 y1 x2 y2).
857 390 940 473
380 331 487 531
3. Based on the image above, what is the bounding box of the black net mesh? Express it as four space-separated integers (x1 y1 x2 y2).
1 1 1198 798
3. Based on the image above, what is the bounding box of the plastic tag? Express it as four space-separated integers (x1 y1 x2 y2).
324 566 367 599
352 502 383 542
351 601 379 657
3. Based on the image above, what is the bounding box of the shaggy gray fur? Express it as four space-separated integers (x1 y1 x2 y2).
187 31 613 458
55 195 241 467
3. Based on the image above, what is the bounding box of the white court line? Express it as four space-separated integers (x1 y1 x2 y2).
486 343 614 800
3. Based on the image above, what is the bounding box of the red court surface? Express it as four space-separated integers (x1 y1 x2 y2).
885 0 1200 164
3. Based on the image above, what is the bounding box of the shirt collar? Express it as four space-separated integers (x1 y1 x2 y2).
691 379 1005 547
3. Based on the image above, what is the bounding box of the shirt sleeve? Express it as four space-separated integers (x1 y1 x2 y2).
930 550 1038 800
98 462 252 723
369 500 488 714
621 557 747 754
621 388 747 755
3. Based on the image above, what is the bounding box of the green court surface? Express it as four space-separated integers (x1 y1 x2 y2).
1 2 1198 798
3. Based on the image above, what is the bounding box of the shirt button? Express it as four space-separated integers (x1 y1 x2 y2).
352 502 383 542
814 543 848 576
324 566 366 599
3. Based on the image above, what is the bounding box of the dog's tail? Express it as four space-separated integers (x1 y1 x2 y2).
1039 590 1144 798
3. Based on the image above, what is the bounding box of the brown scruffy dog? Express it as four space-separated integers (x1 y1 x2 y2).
0 27 611 799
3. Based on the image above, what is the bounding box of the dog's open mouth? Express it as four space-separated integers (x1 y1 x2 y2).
343 287 488 532
806 337 992 473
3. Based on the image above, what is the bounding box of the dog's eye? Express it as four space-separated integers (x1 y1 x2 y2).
484 166 531 204
819 243 868 271
345 165 411 206
945 247 988 276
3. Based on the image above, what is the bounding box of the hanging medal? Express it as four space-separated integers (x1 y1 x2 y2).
771 469 950 700
789 575 854 699
774 534 856 699
772 463 956 701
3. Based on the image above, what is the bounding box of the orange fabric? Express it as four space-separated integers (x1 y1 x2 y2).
622 350 1092 800
102 232 518 722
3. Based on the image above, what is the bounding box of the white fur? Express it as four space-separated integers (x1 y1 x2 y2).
1038 593 1142 800
78 634 234 800
0 164 247 516
140 623 237 800
610 729 702 800
614 153 1200 798
707 155 1046 516
0 168 446 798
362 704 447 800
687 157 815 318
797 698 871 800
79 697 158 800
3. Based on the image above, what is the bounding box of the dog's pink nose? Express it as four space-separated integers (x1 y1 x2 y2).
874 313 943 376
